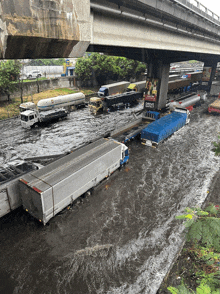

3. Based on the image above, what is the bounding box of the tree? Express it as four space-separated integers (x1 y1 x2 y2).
75 53 146 86
0 60 21 101
75 55 93 84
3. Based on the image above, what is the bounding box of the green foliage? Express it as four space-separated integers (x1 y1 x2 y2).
188 60 199 64
75 55 93 83
212 135 220 156
75 53 146 85
0 60 21 98
168 281 193 293
195 271 220 291
28 59 65 66
176 206 220 251
168 282 220 294
172 205 220 293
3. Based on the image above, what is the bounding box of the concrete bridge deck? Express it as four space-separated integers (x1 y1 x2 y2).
1 0 220 61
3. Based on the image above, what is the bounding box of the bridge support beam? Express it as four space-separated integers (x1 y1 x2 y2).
0 0 91 59
201 61 218 93
147 61 170 110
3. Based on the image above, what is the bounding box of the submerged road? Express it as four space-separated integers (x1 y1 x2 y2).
0 99 220 293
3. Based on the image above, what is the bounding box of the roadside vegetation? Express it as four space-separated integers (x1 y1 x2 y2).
158 205 220 293
75 53 146 85
27 58 66 66
212 135 220 156
0 60 21 101
0 87 96 120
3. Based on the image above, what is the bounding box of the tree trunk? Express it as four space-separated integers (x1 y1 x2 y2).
20 80 23 103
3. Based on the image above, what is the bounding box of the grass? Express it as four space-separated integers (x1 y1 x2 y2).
0 87 97 120
12 77 48 84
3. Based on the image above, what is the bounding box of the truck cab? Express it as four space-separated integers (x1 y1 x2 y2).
98 87 108 97
19 102 37 113
89 97 103 115
20 110 39 128
127 83 138 92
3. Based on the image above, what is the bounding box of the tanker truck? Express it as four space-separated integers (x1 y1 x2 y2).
19 92 86 112
19 92 85 128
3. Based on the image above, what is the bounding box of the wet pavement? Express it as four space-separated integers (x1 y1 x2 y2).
0 99 220 294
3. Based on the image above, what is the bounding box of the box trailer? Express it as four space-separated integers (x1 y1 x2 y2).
98 81 130 97
19 138 129 225
141 108 189 146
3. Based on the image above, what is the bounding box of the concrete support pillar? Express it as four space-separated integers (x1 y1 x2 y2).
201 61 218 93
147 60 170 110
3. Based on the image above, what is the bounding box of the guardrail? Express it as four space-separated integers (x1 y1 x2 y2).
174 0 220 23
189 0 219 19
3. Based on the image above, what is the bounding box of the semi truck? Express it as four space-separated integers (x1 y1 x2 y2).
141 108 190 147
20 108 68 128
98 81 130 97
19 138 129 225
89 91 142 115
19 92 85 113
126 81 146 93
168 71 202 94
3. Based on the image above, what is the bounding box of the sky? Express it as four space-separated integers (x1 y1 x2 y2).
196 0 220 16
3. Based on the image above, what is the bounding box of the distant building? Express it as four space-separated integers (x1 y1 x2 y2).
61 59 76 77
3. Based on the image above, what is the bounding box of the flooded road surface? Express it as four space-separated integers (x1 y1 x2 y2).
0 100 220 294
0 105 142 165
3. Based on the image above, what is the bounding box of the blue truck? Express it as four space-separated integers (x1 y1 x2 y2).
141 108 190 147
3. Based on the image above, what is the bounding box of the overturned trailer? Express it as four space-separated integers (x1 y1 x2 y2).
0 162 41 218
19 138 129 225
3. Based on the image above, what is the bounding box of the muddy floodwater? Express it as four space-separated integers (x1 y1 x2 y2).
0 100 220 294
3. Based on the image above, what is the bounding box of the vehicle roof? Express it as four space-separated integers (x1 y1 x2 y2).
101 81 130 88
20 102 36 107
20 110 36 115
90 97 101 102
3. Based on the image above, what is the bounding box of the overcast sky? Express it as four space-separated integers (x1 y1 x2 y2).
196 0 220 15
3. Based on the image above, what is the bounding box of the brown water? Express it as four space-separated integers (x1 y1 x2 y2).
0 100 220 294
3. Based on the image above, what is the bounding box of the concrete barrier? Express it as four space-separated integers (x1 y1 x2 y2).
0 77 77 102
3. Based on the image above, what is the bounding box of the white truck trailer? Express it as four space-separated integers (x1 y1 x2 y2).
19 138 129 225
98 81 130 97
19 92 85 112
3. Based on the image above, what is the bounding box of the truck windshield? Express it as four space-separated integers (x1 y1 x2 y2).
19 107 26 112
90 102 98 106
20 115 29 122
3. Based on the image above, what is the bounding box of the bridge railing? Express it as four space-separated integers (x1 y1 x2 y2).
189 0 219 20
173 0 220 23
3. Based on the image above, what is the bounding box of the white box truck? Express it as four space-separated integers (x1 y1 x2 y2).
19 138 129 225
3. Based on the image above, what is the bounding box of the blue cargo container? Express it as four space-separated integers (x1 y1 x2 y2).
141 109 189 146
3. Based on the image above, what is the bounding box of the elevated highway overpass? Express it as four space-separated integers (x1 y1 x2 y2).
1 0 220 62
1 0 220 108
